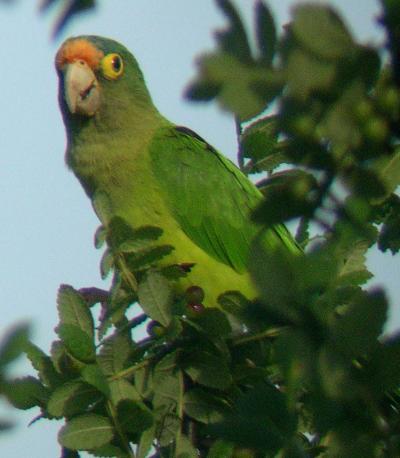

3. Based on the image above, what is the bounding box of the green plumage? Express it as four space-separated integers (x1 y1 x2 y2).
56 35 300 307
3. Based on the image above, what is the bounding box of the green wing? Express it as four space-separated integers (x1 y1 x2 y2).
150 126 299 274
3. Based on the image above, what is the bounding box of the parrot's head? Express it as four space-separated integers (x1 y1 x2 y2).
55 36 154 128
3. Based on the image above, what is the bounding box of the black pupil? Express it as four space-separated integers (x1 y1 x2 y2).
112 56 121 72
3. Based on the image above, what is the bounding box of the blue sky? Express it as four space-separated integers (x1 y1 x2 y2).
0 1 392 456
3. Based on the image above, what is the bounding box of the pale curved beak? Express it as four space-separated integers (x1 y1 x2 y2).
63 60 100 116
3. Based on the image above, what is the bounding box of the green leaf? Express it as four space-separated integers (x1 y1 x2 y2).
332 289 387 357
94 225 107 249
57 324 96 363
135 364 153 399
81 364 110 397
198 53 270 121
0 323 30 368
109 379 141 405
336 239 372 287
51 340 79 375
286 48 336 100
253 169 318 225
57 285 94 339
240 115 281 164
100 249 114 279
156 413 181 447
137 424 156 458
190 308 232 337
138 271 173 326
98 334 132 376
4 376 48 409
47 381 101 418
184 388 231 423
58 414 114 451
215 0 252 62
118 226 164 253
176 433 198 458
116 399 153 434
25 341 63 388
210 383 295 451
90 443 129 458
152 352 183 410
379 206 400 254
372 147 400 200
255 1 277 65
207 440 235 458
292 4 354 60
183 350 232 389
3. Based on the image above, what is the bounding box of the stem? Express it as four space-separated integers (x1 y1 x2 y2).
235 116 245 171
232 326 285 346
116 253 138 292
110 358 152 381
107 400 136 458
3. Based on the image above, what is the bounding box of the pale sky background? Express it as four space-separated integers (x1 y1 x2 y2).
0 1 394 457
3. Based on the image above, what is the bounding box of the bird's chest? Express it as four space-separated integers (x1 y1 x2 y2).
73 141 167 229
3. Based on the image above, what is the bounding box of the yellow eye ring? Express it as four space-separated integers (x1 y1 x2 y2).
101 53 124 80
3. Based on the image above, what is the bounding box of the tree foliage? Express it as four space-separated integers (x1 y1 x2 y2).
3 0 400 457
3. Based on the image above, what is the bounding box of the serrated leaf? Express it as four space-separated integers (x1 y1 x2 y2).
51 340 78 375
98 334 132 376
116 399 153 434
57 285 94 339
125 244 174 272
379 208 400 254
183 350 232 389
255 1 277 65
156 413 181 447
4 376 48 409
286 48 336 100
210 383 294 451
215 0 252 62
94 225 107 249
57 324 96 363
372 148 400 200
81 364 110 397
292 4 353 60
58 414 114 451
90 443 129 458
47 381 101 418
25 342 63 388
176 433 198 458
336 239 372 286
152 352 183 412
109 379 141 405
332 289 387 357
207 440 235 458
184 388 231 423
137 424 156 458
135 364 153 399
116 226 164 254
0 323 30 368
100 249 114 279
138 271 173 326
241 115 280 161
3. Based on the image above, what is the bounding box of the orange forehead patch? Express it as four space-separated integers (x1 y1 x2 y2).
55 39 104 70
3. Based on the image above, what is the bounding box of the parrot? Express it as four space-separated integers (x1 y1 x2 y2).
55 35 301 308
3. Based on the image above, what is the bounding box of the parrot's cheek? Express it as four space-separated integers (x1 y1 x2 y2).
63 60 101 116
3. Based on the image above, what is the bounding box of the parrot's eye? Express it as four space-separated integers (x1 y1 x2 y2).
101 53 124 80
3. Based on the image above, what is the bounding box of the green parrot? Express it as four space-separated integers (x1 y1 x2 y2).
55 35 300 307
